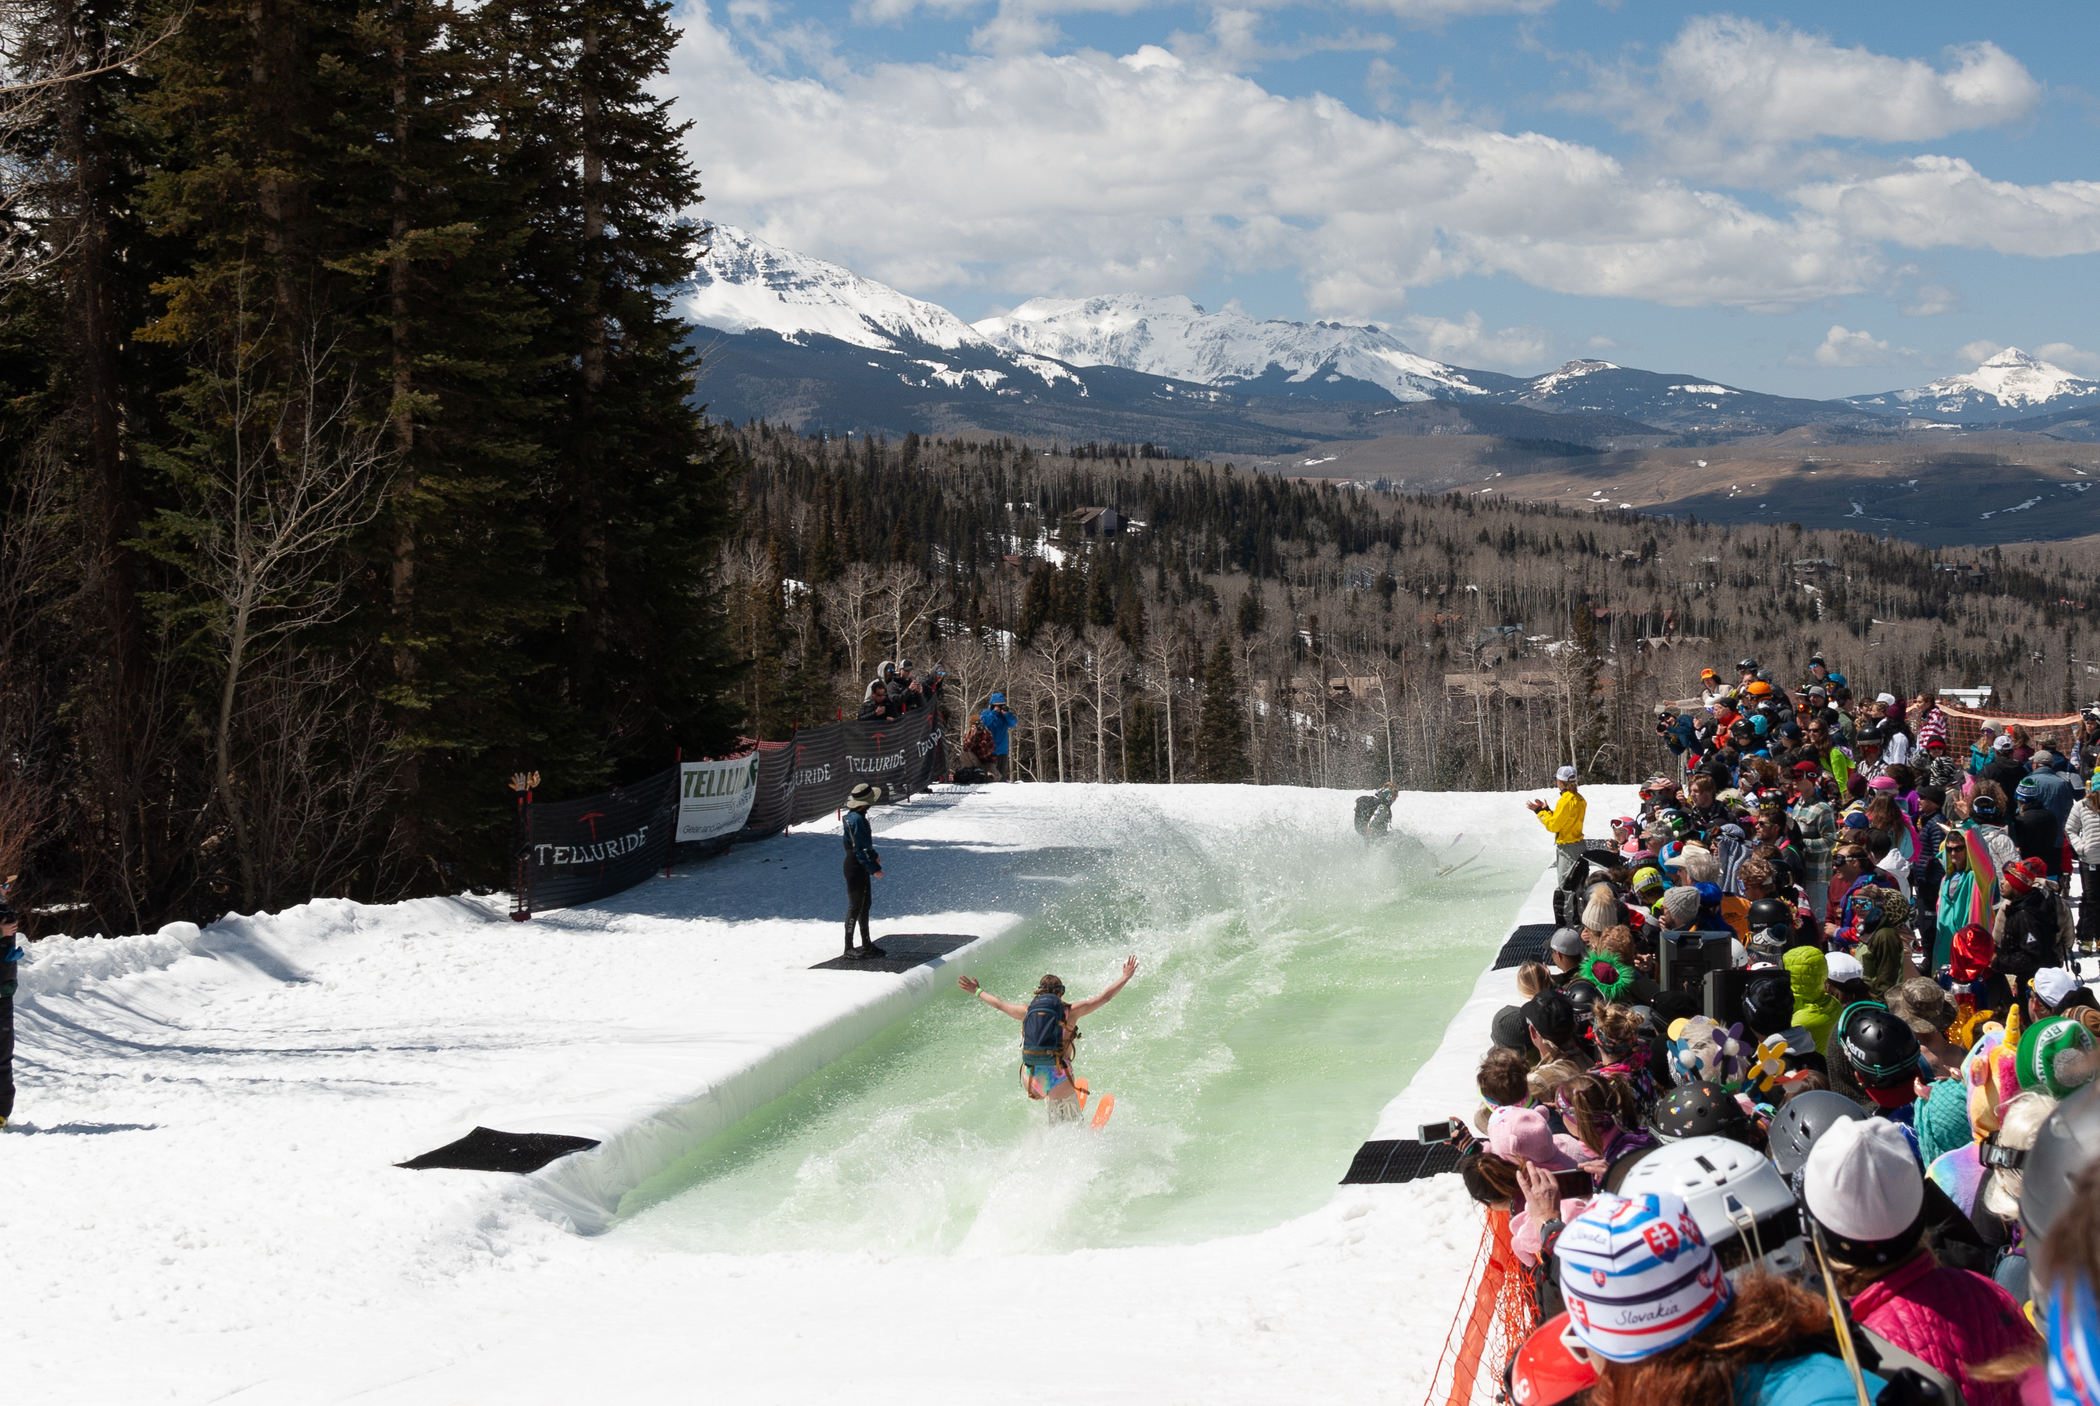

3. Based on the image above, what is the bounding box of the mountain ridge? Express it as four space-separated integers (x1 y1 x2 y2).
682 226 2100 450
1843 347 2100 422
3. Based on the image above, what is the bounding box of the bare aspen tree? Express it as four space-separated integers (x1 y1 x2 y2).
1025 624 1082 782
816 560 884 691
1144 616 1182 783
148 323 392 910
874 563 939 667
1083 627 1130 783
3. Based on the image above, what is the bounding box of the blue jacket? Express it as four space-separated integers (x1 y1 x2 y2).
2027 767 2074 827
1735 1354 1884 1405
1666 714 1700 757
979 706 1017 756
842 809 880 871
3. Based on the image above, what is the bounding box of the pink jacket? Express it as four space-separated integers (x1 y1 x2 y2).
1850 1254 2038 1406
1510 1196 1589 1269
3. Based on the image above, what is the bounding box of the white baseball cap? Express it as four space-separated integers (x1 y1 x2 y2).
2034 968 2082 1008
1555 765 1578 783
1824 952 1865 984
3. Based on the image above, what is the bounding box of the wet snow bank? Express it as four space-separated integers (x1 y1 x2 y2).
2 780 1634 1404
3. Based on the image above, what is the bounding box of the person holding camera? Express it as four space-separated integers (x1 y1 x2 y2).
978 692 1017 782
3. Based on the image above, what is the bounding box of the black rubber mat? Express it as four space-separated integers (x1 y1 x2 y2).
397 1126 600 1173
1492 922 1557 970
1340 1138 1466 1184
811 932 979 973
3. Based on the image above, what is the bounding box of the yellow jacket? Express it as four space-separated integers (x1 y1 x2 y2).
1537 789 1586 844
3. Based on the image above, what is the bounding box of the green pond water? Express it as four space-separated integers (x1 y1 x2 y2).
614 819 1536 1255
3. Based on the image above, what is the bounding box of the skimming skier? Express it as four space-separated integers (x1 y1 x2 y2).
959 958 1138 1119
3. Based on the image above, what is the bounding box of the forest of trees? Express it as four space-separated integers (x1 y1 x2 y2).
0 0 743 934
719 424 2100 797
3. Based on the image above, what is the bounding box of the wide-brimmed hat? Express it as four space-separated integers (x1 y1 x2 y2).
847 783 883 809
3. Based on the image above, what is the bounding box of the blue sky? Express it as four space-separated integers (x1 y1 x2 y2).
665 0 2100 398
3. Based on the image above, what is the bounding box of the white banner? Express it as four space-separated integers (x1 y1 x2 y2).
677 754 762 842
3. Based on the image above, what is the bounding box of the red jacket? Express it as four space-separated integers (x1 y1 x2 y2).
1850 1253 2038 1406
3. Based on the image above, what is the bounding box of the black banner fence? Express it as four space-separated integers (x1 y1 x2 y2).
510 766 680 918
511 714 946 917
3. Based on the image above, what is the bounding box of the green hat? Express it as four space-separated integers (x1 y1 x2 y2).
1579 951 1636 1002
2015 1016 2099 1099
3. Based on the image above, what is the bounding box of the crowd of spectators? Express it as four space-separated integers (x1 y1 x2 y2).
1468 655 2100 1404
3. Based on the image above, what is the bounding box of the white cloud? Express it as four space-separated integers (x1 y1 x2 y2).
668 5 2100 319
1960 339 2007 364
1792 157 2100 257
1392 312 1552 370
1791 325 1921 369
1900 283 1961 317
1347 0 1556 18
2038 342 2100 376
1568 19 2041 188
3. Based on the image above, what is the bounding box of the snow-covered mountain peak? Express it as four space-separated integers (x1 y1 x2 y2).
1846 346 2100 419
973 294 1487 402
688 226 985 354
1943 348 2095 408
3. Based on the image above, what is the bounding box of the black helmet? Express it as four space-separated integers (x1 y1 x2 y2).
1769 1089 1866 1176
1739 658 1758 671
1745 898 1793 932
1561 979 1600 1027
1523 991 1578 1048
2021 1082 2100 1247
1837 1002 1920 1090
1652 1080 1753 1144
1741 972 1797 1038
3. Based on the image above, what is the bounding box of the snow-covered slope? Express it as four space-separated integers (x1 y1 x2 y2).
974 295 1491 402
689 225 987 353
1845 348 2100 421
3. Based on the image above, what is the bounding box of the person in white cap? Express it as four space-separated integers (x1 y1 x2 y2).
1530 765 1588 881
2031 966 2091 1021
1802 1117 2039 1405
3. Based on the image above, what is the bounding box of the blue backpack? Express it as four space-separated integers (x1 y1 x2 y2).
1022 993 1068 1062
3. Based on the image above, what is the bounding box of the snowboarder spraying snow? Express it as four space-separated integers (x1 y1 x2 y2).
958 958 1138 1120
1353 784 1396 840
841 783 887 960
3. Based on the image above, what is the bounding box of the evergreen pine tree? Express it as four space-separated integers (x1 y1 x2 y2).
1196 633 1248 782
503 0 742 781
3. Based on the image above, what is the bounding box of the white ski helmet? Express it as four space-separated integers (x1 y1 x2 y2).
1617 1134 1806 1277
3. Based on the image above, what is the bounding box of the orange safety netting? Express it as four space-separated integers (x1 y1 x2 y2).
1417 1207 1541 1406
1936 704 2085 756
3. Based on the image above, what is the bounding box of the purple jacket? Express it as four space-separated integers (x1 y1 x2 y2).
1850 1253 2037 1406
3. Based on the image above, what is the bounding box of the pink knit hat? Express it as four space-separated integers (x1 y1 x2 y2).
1489 1106 1587 1171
